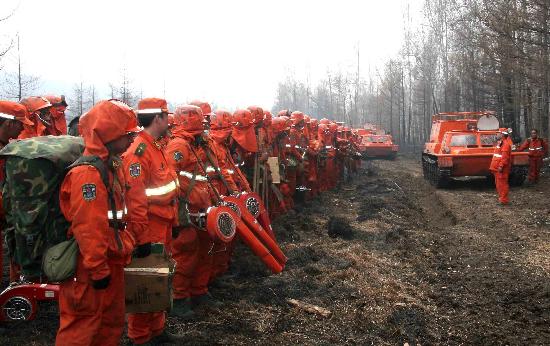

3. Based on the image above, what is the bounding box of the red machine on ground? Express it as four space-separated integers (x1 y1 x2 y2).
422 112 529 187
0 282 59 321
359 134 399 159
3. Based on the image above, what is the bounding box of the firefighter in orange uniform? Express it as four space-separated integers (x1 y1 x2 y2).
55 100 139 346
166 105 220 319
123 98 181 345
208 110 242 279
0 101 33 285
517 129 548 184
268 116 292 218
44 94 69 135
18 96 63 138
490 128 513 205
230 109 258 187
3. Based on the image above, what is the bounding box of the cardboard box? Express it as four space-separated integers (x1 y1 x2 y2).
124 253 175 313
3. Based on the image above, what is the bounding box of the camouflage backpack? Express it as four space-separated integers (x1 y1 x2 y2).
0 135 85 278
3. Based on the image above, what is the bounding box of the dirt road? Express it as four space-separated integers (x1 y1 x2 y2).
2 154 549 345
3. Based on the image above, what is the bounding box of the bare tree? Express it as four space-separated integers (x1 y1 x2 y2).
1 34 40 100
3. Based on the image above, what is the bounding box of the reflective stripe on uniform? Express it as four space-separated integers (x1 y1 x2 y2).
285 144 291 148
493 154 502 158
108 208 127 220
325 145 332 149
179 171 207 181
227 169 234 174
205 166 216 173
145 181 177 197
529 147 543 150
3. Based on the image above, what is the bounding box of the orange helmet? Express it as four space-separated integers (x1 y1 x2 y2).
174 105 205 133
247 105 264 124
210 109 233 130
290 111 305 126
277 109 291 117
0 100 33 125
272 116 291 133
189 100 213 116
319 118 330 125
43 95 67 107
137 97 170 113
78 100 139 159
20 96 51 113
232 109 254 128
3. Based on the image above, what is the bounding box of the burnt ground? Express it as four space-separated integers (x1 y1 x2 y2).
2 154 550 345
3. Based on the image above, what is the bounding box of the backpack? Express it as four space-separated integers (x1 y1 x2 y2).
0 135 115 280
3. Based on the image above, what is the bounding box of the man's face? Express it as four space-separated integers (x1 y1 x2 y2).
531 130 538 139
107 133 136 155
51 106 66 119
7 120 24 139
155 114 169 137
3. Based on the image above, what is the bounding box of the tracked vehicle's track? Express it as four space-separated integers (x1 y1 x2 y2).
422 154 450 188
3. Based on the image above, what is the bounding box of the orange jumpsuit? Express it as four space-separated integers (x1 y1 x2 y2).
518 138 548 183
166 132 217 299
51 107 68 135
206 133 240 279
55 163 136 346
123 131 178 345
490 138 512 204
305 138 320 198
318 132 336 191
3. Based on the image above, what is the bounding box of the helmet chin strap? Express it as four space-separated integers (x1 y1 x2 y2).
37 112 52 127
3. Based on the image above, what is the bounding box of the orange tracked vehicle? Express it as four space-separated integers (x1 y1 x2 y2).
359 134 399 159
422 112 529 187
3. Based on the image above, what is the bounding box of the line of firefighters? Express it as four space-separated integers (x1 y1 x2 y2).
0 95 364 346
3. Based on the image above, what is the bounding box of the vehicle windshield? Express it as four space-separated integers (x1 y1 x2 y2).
449 134 477 147
362 136 373 143
480 134 499 146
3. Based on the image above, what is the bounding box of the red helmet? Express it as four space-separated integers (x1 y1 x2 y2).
319 118 330 125
189 100 213 116
328 123 339 133
290 111 305 126
277 109 291 117
337 125 344 132
247 105 264 124
272 116 291 133
137 97 170 113
20 96 51 113
0 100 33 125
310 118 318 127
210 109 233 130
303 115 311 124
232 109 254 128
174 105 204 133
43 95 68 107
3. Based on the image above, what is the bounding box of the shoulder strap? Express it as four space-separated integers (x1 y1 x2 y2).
68 156 122 250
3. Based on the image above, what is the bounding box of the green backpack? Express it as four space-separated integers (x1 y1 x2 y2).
1 135 117 281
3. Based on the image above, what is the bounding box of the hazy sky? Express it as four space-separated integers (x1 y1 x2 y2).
1 0 421 111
